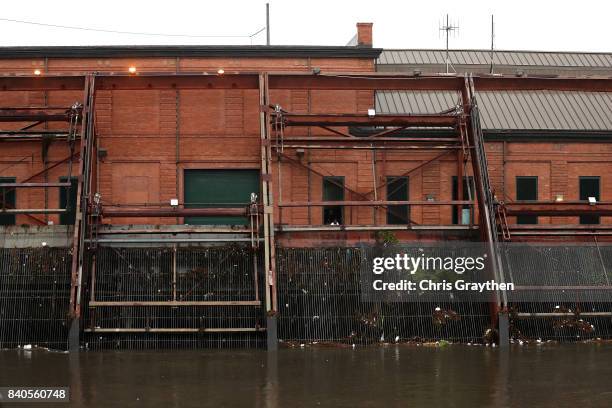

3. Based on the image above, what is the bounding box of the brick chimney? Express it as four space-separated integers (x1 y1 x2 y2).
356 23 373 47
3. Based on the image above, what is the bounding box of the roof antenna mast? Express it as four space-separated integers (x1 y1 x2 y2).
266 3 271 45
489 14 495 74
439 14 459 74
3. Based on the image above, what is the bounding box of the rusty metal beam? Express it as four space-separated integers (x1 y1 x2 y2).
88 300 261 307
101 207 248 217
280 136 460 143
279 200 473 207
276 144 460 150
0 108 73 122
505 202 612 216
1 73 609 93
280 113 458 127
0 182 70 188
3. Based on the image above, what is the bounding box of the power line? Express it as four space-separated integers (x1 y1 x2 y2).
0 17 265 39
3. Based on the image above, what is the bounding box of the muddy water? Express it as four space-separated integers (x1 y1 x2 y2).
1 344 611 407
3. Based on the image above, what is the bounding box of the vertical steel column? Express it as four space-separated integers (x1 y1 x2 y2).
68 74 96 352
259 73 278 350
462 76 509 346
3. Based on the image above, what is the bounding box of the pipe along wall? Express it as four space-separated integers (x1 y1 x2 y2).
1 244 611 350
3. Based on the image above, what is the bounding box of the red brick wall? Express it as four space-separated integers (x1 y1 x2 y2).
1 56 610 229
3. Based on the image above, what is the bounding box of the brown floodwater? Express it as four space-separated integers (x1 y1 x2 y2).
0 344 611 407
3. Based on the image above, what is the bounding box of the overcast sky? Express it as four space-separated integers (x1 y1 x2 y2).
0 0 610 52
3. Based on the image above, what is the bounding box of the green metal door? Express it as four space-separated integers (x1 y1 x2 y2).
184 169 259 225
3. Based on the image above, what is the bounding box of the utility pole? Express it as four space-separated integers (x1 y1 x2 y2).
266 3 270 45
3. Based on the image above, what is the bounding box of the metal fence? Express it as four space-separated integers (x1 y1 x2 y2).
82 245 266 349
276 247 491 344
0 247 71 350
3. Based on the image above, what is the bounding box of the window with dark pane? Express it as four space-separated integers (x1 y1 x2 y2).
516 176 538 224
580 176 600 225
452 176 474 225
386 176 409 224
59 177 78 225
0 177 16 226
323 176 344 224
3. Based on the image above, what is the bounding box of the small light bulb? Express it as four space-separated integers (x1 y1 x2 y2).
128 66 137 74
34 69 41 75
217 68 225 75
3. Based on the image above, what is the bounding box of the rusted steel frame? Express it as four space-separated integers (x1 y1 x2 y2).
369 126 409 138
3 73 609 93
101 207 247 217
276 144 460 150
463 77 504 317
280 136 460 143
0 108 73 122
277 151 419 225
0 208 66 214
281 113 458 127
88 301 261 307
319 126 353 138
276 224 476 232
69 74 94 320
19 120 45 130
509 224 612 230
363 150 454 197
84 327 265 333
0 182 70 188
278 200 473 207
505 203 612 216
260 73 278 314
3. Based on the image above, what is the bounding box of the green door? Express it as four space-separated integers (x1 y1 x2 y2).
184 169 259 225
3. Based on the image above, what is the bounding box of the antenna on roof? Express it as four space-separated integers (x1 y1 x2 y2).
439 14 459 74
489 15 495 74
266 3 271 45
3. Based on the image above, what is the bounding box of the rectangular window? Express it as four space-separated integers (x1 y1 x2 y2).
516 176 538 224
386 176 409 224
184 169 259 225
59 177 78 225
323 176 344 224
580 176 600 225
0 177 16 226
452 176 474 225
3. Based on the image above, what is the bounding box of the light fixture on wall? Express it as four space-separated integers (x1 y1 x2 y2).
217 68 225 75
555 194 564 202
34 69 41 76
128 66 137 74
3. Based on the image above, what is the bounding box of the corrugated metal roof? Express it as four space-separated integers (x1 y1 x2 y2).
378 49 612 68
376 90 612 131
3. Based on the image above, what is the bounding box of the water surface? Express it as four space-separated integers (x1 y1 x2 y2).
1 344 610 407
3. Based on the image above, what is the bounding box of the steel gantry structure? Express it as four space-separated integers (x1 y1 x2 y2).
1 71 611 350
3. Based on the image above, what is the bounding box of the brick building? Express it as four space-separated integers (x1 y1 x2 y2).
0 23 611 350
